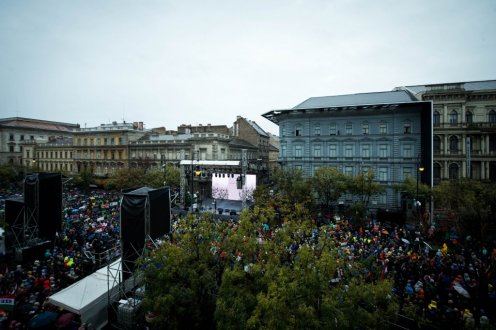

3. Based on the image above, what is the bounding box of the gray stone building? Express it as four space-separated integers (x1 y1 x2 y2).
399 80 496 183
263 90 432 211
0 117 79 166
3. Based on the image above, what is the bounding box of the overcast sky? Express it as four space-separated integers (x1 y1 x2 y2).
1 0 495 135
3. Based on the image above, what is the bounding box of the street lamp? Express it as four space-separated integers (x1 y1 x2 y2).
416 164 425 221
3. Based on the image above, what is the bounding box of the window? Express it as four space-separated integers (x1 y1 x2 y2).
313 145 321 157
30 135 34 140
402 167 412 180
362 123 369 135
344 144 354 158
401 144 413 158
489 110 496 123
449 110 458 126
465 111 473 124
83 138 87 146
65 151 68 158
345 123 353 135
295 124 302 136
449 136 459 152
104 138 108 145
111 151 115 160
281 126 286 137
434 163 441 180
294 145 303 157
379 123 387 134
9 134 14 141
26 150 30 159
403 124 411 134
379 144 389 158
329 144 337 158
361 144 370 158
50 151 53 158
378 167 388 181
434 136 441 153
119 151 123 160
70 152 73 158
119 137 123 145
344 166 353 176
281 145 287 157
20 135 24 141
314 125 321 136
329 123 337 135
433 111 441 127
295 165 302 170
449 163 459 179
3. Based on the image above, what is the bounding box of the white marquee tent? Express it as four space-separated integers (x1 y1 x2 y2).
48 258 123 329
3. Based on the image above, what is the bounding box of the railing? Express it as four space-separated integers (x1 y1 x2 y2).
433 122 496 129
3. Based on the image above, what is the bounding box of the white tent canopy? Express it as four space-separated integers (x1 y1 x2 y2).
48 258 122 329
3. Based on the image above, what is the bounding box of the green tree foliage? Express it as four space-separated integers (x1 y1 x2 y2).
105 167 147 190
144 205 399 329
433 178 496 240
312 167 348 214
72 169 95 192
346 170 384 207
0 163 24 187
270 168 313 218
144 164 181 189
144 213 221 330
393 176 431 202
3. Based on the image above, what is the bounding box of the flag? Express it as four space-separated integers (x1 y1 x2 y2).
0 295 15 311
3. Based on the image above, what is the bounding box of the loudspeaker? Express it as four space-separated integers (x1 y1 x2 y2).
120 191 147 280
148 187 171 240
5 198 24 227
120 186 171 279
24 173 62 241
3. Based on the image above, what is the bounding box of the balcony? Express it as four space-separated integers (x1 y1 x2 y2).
433 122 496 131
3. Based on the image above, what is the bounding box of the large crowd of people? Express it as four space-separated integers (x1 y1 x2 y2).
1 182 495 329
0 185 121 329
170 212 496 329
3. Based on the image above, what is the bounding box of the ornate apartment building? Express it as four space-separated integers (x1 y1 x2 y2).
0 117 79 167
72 121 147 176
401 80 496 183
263 90 433 211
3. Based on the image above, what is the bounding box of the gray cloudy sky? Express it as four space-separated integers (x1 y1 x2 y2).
1 0 495 135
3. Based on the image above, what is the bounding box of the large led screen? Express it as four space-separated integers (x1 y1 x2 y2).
211 174 256 201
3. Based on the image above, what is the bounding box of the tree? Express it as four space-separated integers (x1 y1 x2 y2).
105 167 146 190
0 163 24 189
346 169 384 208
312 167 348 214
270 168 313 216
433 178 496 241
143 213 221 330
72 169 95 192
143 204 399 330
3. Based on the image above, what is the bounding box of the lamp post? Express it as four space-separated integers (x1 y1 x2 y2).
416 162 425 222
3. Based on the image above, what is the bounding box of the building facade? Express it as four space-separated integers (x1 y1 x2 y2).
0 117 78 166
72 121 147 176
263 90 432 211
401 80 496 183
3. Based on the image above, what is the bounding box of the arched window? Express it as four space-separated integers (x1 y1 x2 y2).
449 163 459 180
489 110 496 123
449 110 458 126
433 111 441 127
433 136 441 153
433 163 441 180
449 136 459 152
465 111 473 124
